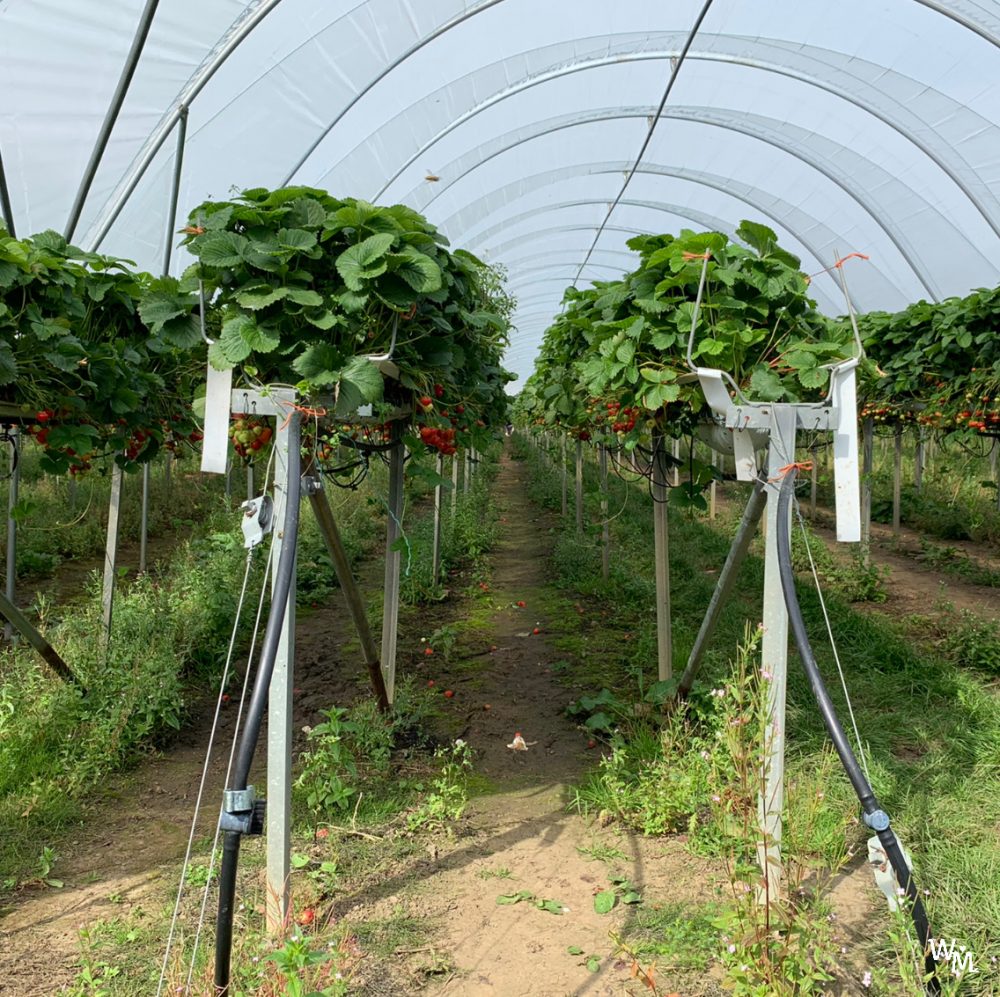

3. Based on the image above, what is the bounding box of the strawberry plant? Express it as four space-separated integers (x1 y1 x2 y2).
144 187 514 448
0 226 199 474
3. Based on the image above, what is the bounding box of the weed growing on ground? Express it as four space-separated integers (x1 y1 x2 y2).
406 739 473 833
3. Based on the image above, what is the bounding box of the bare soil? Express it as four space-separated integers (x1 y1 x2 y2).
0 458 915 996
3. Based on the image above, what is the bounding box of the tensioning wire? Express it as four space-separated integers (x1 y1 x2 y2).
184 443 281 990
792 501 872 783
156 444 279 995
572 0 717 287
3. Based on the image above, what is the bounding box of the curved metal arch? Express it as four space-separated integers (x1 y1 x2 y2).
456 161 932 308
912 0 1000 47
87 0 284 250
442 139 943 300
371 47 1000 243
484 224 654 256
455 193 860 303
415 108 933 299
84 0 1000 249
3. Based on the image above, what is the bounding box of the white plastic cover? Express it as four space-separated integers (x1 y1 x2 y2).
2 0 999 384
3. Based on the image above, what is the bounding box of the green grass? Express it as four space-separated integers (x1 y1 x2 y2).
514 433 1000 994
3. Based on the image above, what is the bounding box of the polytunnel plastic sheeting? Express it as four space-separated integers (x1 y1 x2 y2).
457 165 913 310
0 0 999 383
396 110 912 310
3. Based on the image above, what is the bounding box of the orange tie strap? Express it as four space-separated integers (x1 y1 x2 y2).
277 399 328 430
682 251 711 260
832 252 870 269
769 460 813 482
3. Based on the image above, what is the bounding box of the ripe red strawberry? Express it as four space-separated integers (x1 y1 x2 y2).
532 627 541 635
427 680 435 687
298 908 315 926
424 647 434 657
443 689 454 699
516 600 526 608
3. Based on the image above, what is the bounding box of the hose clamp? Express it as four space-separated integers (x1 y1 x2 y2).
863 809 891 832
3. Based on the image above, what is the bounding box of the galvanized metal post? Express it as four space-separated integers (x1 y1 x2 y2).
266 404 297 933
914 428 924 495
652 435 672 681
381 427 405 703
758 406 798 904
672 438 681 487
139 462 150 573
679 475 768 697
4 429 19 641
861 417 874 568
0 141 16 237
709 446 718 520
463 449 470 496
101 462 124 644
599 445 610 581
810 444 818 518
560 436 568 517
892 426 903 536
575 440 584 534
432 453 443 584
160 106 188 276
451 453 459 517
0 589 79 686
164 451 172 498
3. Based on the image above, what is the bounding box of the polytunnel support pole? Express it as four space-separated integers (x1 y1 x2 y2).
451 453 459 517
161 106 188 276
64 0 162 242
678 473 767 699
914 428 924 495
432 453 443 584
860 417 874 568
575 440 584 534
0 143 16 237
101 463 125 647
0 589 82 689
139 462 150 573
5 428 19 642
652 435 672 682
758 405 798 905
381 426 406 704
599 445 610 581
560 437 568 517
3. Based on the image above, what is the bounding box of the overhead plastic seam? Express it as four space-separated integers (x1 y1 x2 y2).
413 120 904 299
911 0 1000 47
64 0 161 242
0 143 15 237
573 0 716 286
81 0 1000 250
279 0 507 186
485 225 655 257
362 44 945 298
446 154 937 300
479 194 845 300
86 0 285 252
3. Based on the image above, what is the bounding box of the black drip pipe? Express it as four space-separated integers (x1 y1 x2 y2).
775 469 939 994
214 414 302 994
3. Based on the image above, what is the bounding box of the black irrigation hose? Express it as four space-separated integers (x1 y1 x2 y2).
214 414 302 994
775 469 939 994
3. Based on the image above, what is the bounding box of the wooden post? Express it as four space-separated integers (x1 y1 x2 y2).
861 417 874 568
432 452 443 584
101 463 124 645
892 426 903 536
381 427 405 703
575 439 584 534
4 428 18 642
651 435 672 681
305 476 389 712
139 462 150 573
599 444 610 581
163 450 172 498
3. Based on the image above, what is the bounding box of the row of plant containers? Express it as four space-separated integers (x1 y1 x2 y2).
0 187 515 477
514 220 1000 453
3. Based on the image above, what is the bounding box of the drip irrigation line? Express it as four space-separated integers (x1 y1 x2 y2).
156 545 262 997
215 413 302 992
776 468 939 994
573 0 717 286
186 535 276 991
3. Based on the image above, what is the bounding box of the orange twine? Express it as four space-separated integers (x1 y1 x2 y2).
277 399 328 430
769 460 813 482
682 251 711 260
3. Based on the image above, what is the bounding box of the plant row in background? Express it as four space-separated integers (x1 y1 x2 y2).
514 436 999 996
